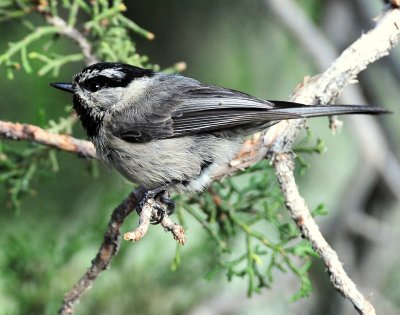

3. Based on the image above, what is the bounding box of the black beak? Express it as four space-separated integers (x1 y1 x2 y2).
50 82 75 93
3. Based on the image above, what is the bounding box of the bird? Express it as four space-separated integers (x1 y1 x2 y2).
50 62 389 219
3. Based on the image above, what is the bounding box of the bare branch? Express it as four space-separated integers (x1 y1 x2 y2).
261 5 400 315
0 120 96 159
2 6 400 315
161 218 186 245
274 153 375 315
45 16 99 66
266 0 400 192
59 190 185 315
58 188 144 315
123 198 186 245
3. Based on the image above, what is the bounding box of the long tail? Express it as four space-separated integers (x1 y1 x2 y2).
269 101 391 118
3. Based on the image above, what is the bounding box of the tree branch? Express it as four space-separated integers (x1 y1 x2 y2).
262 4 400 315
273 153 375 315
0 121 185 312
1 6 400 315
123 197 186 245
58 188 144 315
0 120 96 159
45 15 99 65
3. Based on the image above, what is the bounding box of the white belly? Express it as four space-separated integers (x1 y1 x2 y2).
94 133 241 192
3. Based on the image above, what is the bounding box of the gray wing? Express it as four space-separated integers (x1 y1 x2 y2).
169 85 303 136
112 76 302 143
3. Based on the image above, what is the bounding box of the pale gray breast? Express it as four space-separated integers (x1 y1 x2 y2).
95 121 242 191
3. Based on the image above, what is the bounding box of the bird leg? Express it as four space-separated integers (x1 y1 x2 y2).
158 191 176 215
137 185 176 224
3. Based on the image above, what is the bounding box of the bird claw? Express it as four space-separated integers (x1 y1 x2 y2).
159 192 176 216
136 188 176 224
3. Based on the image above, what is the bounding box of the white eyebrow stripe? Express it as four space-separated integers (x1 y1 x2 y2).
100 68 125 79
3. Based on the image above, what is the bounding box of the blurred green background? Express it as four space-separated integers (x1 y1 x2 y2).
1 1 399 315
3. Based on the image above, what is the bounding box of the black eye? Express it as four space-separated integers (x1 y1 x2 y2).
88 81 101 92
83 76 111 92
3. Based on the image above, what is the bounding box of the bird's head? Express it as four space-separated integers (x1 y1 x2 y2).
50 62 154 136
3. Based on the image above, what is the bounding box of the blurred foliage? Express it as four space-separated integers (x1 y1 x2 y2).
298 0 324 23
0 1 334 314
180 159 324 300
0 0 157 78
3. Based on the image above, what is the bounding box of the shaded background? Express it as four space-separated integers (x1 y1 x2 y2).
1 0 399 314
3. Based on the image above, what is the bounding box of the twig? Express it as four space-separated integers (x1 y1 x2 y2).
2 6 400 315
0 110 267 169
58 188 144 315
123 198 186 245
45 16 99 65
273 153 375 315
261 4 400 315
160 217 186 245
268 0 400 200
0 120 96 159
123 200 153 242
268 0 353 133
270 6 400 313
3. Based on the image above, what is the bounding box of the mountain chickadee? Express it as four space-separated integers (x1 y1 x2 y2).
51 62 388 217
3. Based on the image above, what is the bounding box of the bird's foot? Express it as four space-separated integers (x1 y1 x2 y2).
136 187 176 224
158 192 176 216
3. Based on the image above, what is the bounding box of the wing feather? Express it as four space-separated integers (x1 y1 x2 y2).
112 76 303 142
